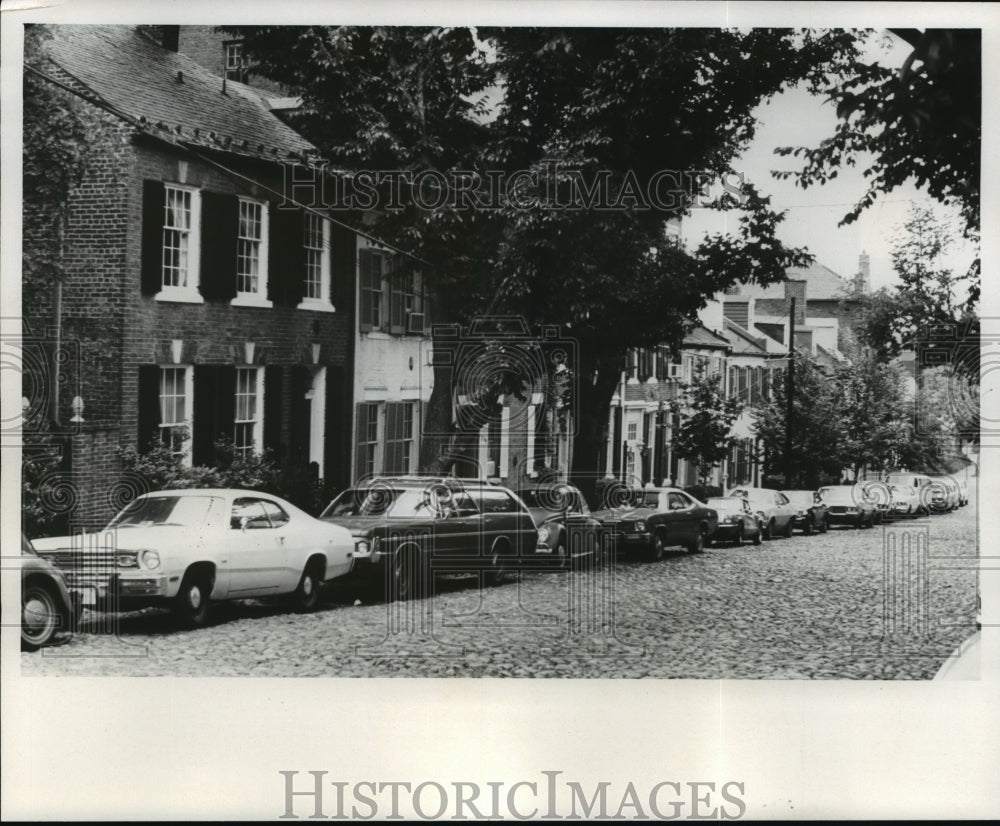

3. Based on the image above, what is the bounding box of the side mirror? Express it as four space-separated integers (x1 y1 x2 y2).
240 515 250 532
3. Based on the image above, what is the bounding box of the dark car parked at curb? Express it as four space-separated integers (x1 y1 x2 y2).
320 477 539 601
592 487 718 559
705 497 763 546
517 482 609 569
20 532 75 651
817 485 880 528
782 490 829 535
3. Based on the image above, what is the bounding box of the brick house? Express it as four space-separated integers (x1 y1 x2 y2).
23 25 433 530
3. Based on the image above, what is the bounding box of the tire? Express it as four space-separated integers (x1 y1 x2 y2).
388 547 423 601
21 581 64 651
291 561 322 612
783 519 795 538
173 574 211 628
734 525 745 547
647 531 667 562
803 519 813 536
688 527 706 554
752 524 763 546
485 542 510 587
762 519 774 541
820 516 829 534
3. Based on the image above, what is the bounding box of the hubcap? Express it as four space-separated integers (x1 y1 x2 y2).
303 576 313 596
188 586 202 609
23 596 52 633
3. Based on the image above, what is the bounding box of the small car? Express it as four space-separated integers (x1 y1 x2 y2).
885 472 934 492
320 476 539 600
887 483 924 517
32 489 355 627
816 485 879 528
781 490 829 534
727 487 797 539
591 486 718 559
927 476 961 512
705 496 763 546
517 482 609 569
20 532 75 651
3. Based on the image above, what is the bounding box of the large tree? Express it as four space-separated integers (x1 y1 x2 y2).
229 26 863 493
670 367 742 488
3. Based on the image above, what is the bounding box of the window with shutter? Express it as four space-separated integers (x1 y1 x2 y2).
358 249 386 332
149 182 203 303
158 365 192 464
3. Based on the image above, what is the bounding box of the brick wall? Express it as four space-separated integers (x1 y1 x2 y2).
176 26 287 95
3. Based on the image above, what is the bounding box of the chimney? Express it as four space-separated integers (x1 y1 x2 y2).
857 251 871 293
784 279 806 325
138 25 179 51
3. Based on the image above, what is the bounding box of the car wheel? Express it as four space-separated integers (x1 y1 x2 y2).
485 543 510 587
752 524 763 546
388 547 423 601
820 517 829 533
803 519 813 536
687 527 706 554
21 581 63 651
647 531 667 562
173 575 211 628
783 519 795 538
762 519 774 541
291 561 322 612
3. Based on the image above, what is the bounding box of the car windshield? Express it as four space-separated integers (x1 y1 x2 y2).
891 485 915 495
322 487 434 519
108 495 218 528
817 487 861 505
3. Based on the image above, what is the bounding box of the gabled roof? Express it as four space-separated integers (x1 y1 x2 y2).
37 25 315 162
722 317 772 355
737 262 854 301
682 324 731 351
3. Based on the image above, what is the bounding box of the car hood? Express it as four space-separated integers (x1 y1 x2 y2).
591 506 656 522
31 525 199 553
528 507 567 525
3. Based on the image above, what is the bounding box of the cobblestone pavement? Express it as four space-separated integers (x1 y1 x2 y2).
23 485 979 679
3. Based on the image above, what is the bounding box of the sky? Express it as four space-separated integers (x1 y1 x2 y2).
681 31 979 294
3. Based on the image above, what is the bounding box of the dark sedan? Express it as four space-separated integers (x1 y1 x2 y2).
705 497 763 546
517 483 609 569
817 485 879 528
782 490 829 535
20 532 74 650
592 487 718 560
319 477 538 600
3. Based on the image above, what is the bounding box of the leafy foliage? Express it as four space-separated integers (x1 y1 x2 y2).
775 29 980 237
669 367 743 487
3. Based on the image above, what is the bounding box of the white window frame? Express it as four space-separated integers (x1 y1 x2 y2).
230 198 272 308
225 42 243 72
158 365 193 467
356 401 381 481
234 366 264 458
155 184 203 305
298 213 335 312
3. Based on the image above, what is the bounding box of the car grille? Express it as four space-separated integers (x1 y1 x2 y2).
43 549 117 591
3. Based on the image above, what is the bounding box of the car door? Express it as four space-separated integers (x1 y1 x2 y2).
429 486 481 562
258 498 298 590
661 491 695 545
227 497 288 596
774 491 794 529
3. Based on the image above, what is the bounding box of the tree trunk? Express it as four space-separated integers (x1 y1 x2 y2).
570 349 624 505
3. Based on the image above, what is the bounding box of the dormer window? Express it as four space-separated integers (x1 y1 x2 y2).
225 42 245 80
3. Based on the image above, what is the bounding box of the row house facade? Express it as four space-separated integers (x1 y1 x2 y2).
24 25 434 529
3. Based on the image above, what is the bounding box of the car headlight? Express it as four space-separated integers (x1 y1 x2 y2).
140 550 161 570
635 520 646 532
116 552 138 568
537 525 551 544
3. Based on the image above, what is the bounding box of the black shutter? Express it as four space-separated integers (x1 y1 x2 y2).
199 192 239 302
329 224 354 311
324 365 345 490
264 365 284 458
289 366 312 468
193 365 236 466
140 181 165 296
137 365 160 450
268 206 305 305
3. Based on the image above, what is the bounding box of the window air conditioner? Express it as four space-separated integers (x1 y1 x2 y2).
407 312 426 334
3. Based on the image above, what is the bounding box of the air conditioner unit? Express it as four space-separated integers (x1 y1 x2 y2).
407 312 426 335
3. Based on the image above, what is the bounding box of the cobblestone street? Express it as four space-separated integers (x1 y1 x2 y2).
23 485 978 679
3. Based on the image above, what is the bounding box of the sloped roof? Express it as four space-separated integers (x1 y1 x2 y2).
722 317 770 355
682 324 730 351
737 262 854 301
37 25 315 161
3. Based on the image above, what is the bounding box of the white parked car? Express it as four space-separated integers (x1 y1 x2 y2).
31 489 355 627
888 484 924 517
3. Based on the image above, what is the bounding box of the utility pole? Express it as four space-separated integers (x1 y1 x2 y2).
785 297 795 490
